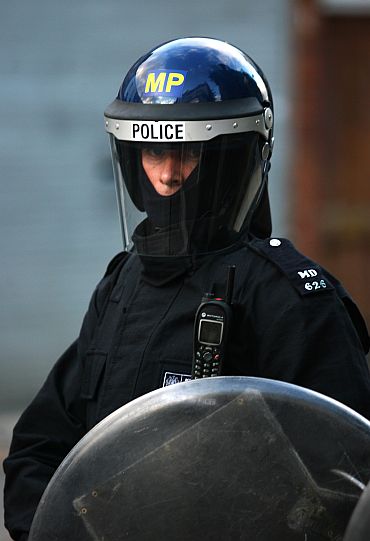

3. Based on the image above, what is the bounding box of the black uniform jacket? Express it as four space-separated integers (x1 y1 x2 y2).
3 237 370 541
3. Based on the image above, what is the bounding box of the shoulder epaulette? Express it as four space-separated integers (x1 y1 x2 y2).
248 237 369 353
248 237 334 296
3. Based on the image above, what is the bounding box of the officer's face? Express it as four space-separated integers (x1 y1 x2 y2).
142 145 200 196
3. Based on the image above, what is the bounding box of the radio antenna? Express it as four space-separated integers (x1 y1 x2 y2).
225 265 236 305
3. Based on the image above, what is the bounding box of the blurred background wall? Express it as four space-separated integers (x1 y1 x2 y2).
1 0 369 539
293 0 370 325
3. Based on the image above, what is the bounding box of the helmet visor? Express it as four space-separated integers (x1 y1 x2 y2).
109 132 262 256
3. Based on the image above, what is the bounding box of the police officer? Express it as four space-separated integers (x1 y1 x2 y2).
4 37 370 541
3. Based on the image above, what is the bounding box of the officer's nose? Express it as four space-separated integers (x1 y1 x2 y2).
159 153 184 185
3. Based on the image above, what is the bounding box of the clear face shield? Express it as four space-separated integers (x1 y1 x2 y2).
108 131 264 257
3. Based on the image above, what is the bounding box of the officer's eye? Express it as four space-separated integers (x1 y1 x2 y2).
142 144 200 164
143 147 166 159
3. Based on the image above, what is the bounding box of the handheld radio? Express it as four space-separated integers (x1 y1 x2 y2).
192 266 235 379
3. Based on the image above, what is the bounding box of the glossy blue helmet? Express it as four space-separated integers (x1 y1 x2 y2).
105 38 274 257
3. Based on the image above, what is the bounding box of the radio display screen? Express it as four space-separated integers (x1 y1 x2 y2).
199 320 223 345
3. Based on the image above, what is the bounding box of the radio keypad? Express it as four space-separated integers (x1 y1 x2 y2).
193 345 222 379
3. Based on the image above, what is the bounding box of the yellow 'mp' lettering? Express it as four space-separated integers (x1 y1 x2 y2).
165 72 185 93
145 72 166 93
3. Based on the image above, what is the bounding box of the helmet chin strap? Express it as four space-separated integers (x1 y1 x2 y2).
247 161 272 239
233 164 262 233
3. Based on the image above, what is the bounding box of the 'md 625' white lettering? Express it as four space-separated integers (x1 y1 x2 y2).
304 280 327 291
131 121 185 142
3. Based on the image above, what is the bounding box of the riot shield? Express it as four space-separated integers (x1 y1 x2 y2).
28 377 370 541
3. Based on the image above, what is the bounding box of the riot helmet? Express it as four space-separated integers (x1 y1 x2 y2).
105 37 274 257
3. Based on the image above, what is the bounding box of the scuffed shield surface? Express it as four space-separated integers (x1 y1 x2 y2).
29 377 370 541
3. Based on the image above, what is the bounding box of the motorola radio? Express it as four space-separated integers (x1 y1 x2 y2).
192 266 235 379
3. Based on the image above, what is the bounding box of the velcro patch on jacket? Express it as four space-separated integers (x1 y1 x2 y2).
162 371 192 387
249 238 334 296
